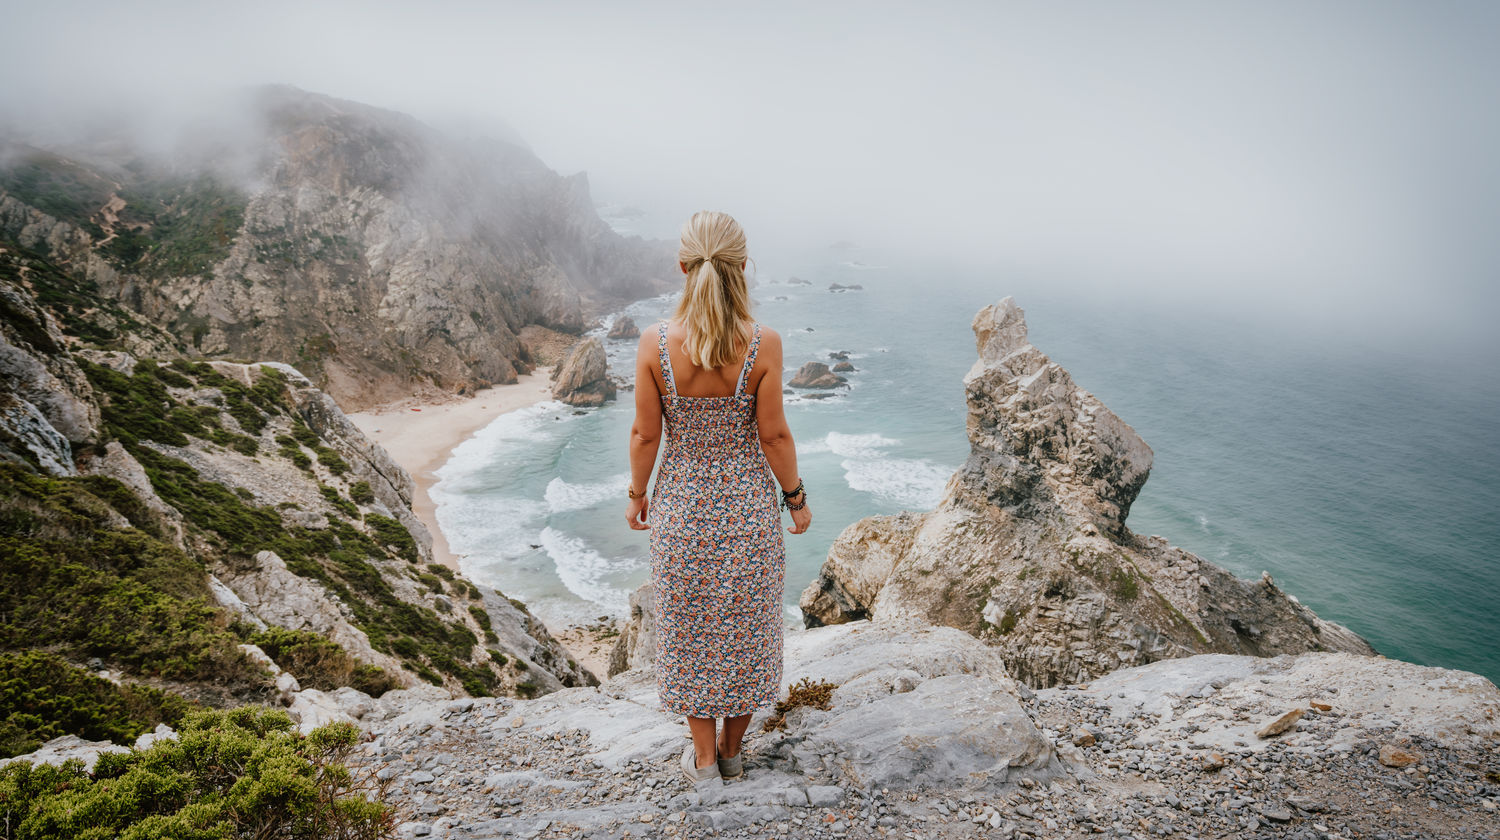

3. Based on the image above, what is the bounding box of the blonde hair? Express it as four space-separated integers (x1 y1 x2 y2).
674 210 752 369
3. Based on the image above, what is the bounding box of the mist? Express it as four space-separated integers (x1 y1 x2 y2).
3 0 1498 354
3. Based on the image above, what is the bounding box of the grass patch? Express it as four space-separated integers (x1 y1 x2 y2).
1110 566 1140 601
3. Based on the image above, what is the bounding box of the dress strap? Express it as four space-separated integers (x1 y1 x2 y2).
657 322 678 397
734 323 763 397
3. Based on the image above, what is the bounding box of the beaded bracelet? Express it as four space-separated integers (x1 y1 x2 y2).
780 479 807 511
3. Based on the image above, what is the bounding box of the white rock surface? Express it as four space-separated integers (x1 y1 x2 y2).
1050 651 1500 754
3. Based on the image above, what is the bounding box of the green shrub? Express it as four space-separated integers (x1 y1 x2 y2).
0 463 268 692
426 563 454 581
0 651 195 759
0 706 393 839
248 628 399 698
468 606 498 645
291 424 320 448
315 446 350 475
364 514 417 563
319 485 359 519
350 665 401 698
348 481 374 505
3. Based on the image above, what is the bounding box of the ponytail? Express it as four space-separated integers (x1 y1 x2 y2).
675 211 751 369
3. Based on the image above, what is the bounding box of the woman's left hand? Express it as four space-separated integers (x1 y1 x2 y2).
626 496 650 530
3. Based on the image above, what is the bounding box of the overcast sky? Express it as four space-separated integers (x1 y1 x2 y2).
4 0 1498 348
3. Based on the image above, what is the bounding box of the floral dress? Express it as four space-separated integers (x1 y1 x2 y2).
649 321 785 718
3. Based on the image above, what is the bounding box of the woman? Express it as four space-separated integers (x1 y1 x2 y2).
625 210 812 784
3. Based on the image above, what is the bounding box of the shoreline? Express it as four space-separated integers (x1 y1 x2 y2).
346 367 555 572
346 366 619 679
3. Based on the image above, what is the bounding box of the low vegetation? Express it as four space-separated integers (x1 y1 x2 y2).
0 651 195 760
0 707 393 839
763 677 838 732
248 628 400 697
0 461 270 701
77 355 506 698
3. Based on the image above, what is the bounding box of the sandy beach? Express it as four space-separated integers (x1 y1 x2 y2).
346 366 622 679
346 367 554 572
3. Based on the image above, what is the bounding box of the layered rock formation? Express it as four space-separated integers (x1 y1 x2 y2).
801 298 1375 688
551 336 616 407
0 254 591 719
0 85 673 412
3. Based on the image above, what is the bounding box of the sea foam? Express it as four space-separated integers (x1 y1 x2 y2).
539 527 643 616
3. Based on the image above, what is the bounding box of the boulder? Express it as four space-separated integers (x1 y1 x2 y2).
607 316 640 340
0 735 129 773
287 688 358 735
551 337 616 407
787 361 846 389
800 298 1375 688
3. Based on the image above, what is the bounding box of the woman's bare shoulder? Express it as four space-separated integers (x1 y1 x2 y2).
635 323 662 356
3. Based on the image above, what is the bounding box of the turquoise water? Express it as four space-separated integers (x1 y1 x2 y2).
432 251 1500 685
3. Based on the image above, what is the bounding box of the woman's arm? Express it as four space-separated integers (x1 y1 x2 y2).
753 329 811 534
626 328 663 530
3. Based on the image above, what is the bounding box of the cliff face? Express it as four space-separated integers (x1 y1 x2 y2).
0 245 591 741
0 86 673 412
800 298 1376 688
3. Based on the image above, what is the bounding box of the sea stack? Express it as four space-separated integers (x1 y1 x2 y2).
788 361 847 389
551 337 616 407
799 297 1376 688
607 316 640 340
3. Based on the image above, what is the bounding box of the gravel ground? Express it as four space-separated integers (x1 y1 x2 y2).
356 689 1499 840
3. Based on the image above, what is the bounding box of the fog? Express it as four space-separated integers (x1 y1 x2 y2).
4 0 1498 351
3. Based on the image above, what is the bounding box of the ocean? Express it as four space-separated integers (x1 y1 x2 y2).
431 246 1500 685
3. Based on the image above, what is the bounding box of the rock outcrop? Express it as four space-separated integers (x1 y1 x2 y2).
551 336 616 407
9 640 1495 838
606 581 657 678
607 315 640 340
0 86 674 412
0 258 591 706
787 361 846 389
801 298 1376 688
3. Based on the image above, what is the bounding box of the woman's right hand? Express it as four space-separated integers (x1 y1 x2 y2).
787 502 811 535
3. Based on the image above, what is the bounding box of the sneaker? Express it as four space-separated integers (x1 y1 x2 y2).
717 749 743 779
681 744 721 785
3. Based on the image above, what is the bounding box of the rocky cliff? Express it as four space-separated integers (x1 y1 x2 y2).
0 245 591 757
800 298 1376 688
0 85 673 412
